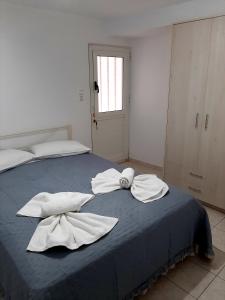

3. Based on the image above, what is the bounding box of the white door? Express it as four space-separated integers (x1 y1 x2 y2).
89 45 130 162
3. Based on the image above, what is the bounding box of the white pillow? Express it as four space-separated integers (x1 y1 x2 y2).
30 140 91 159
0 149 35 173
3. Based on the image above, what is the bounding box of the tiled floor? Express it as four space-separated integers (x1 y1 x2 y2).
121 160 225 300
120 160 163 178
1 161 225 300
137 208 225 300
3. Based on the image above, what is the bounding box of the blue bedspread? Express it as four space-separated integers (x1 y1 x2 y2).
0 154 213 300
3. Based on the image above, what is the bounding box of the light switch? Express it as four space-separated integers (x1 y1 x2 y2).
79 89 84 101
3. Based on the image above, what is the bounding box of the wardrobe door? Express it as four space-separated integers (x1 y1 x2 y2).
165 19 212 193
201 16 225 210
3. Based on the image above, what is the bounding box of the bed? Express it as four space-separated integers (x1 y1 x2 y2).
0 127 213 300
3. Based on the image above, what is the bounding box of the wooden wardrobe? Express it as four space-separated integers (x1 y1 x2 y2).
164 16 225 211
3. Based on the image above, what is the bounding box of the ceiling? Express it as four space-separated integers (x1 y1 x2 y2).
3 0 191 20
3 0 225 37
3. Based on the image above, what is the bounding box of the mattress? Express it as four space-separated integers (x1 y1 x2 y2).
0 153 213 300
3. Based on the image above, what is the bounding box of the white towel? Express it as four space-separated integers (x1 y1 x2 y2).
119 168 135 189
92 169 169 203
17 192 118 252
131 174 169 203
27 212 118 252
17 192 93 218
91 168 122 194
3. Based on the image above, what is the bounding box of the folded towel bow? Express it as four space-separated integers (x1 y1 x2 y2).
92 168 169 203
17 192 118 252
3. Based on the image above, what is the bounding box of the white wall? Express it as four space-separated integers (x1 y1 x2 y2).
129 26 172 167
0 1 173 165
0 1 128 146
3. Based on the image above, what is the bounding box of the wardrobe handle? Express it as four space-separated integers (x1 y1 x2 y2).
188 186 202 194
205 114 209 130
195 113 199 129
189 172 203 179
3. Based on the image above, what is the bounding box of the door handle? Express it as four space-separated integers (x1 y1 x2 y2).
195 113 199 129
94 81 99 93
204 114 209 130
93 119 98 130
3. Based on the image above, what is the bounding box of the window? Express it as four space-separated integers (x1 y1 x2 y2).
97 56 123 112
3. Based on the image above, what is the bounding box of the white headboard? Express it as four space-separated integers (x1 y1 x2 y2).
0 125 72 150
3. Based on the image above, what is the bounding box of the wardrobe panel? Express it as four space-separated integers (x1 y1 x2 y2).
202 16 225 210
165 19 212 187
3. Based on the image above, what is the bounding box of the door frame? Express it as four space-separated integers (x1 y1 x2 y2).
88 44 131 159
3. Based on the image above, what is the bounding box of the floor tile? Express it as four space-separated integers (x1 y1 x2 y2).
190 247 225 275
218 266 225 281
216 218 225 232
137 277 194 300
167 259 215 298
212 228 225 252
204 207 225 228
199 277 225 300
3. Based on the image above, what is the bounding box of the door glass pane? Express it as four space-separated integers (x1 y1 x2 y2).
97 56 123 113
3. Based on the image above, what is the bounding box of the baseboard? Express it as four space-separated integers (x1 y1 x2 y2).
117 159 128 163
101 154 128 163
128 158 163 172
199 200 225 214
